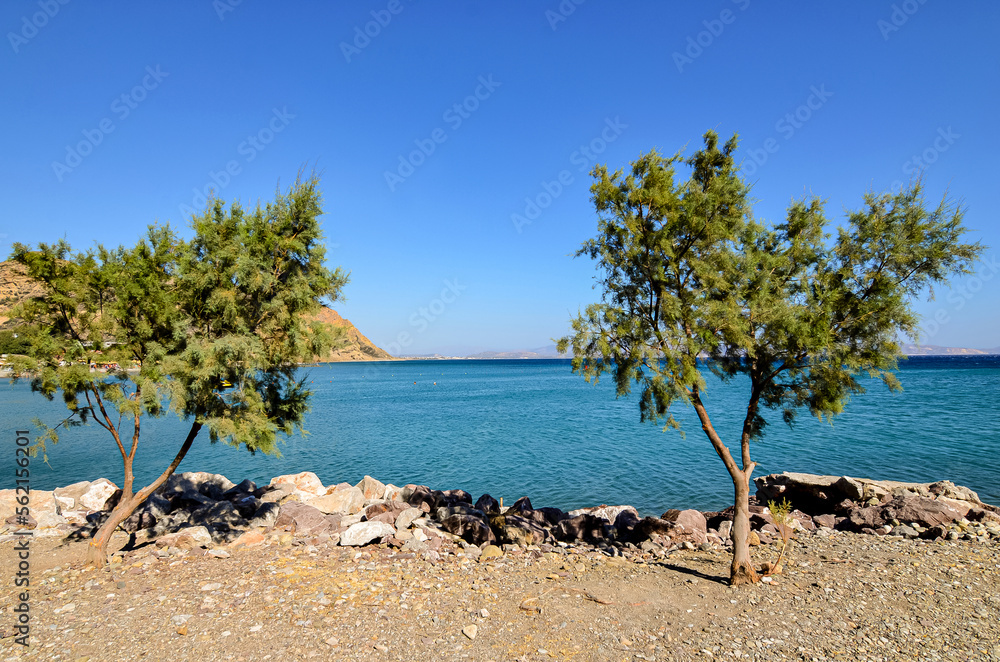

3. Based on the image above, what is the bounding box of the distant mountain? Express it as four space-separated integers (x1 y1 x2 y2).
900 343 992 356
0 260 392 363
466 344 570 359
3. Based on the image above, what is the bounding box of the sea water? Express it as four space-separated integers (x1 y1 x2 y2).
2 356 997 514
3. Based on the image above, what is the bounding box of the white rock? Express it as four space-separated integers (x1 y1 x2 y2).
339 521 396 547
79 478 120 511
269 472 325 498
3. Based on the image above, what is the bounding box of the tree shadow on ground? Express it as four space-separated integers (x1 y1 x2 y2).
655 561 729 586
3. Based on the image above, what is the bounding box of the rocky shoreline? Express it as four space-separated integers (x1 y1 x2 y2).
1 471 999 661
2 470 998 560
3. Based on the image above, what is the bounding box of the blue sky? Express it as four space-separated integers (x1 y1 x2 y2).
2 1 999 355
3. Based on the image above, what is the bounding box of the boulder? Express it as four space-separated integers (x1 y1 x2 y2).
273 501 331 535
248 502 280 529
364 501 409 521
383 484 403 501
496 514 548 546
846 505 886 531
160 472 235 501
307 486 365 515
79 479 121 511
553 514 608 545
572 504 638 525
474 494 501 515
505 496 533 516
269 471 326 498
394 507 423 530
356 475 386 500
812 514 836 529
441 489 473 506
222 479 257 500
669 509 707 536
882 494 963 528
440 513 495 546
53 481 92 512
339 521 396 547
402 485 442 512
190 501 246 529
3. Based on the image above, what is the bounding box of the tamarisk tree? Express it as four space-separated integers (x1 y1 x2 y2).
10 175 348 567
558 132 982 585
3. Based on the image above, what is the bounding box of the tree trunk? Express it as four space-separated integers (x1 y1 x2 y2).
729 472 759 586
85 495 140 567
85 420 204 568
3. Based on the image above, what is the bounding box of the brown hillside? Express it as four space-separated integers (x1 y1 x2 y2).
0 260 392 362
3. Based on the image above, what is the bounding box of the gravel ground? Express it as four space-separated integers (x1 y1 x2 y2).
1 530 998 661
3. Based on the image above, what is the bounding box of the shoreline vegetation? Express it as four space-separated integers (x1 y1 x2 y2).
1 470 998 659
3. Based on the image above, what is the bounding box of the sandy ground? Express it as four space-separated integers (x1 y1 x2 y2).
0 530 998 662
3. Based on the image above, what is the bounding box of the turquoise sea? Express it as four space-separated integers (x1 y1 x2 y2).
2 357 998 514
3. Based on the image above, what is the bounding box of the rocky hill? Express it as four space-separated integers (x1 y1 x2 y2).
0 260 391 362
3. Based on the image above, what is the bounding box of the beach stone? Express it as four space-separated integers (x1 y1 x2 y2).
382 484 403 501
356 475 386 500
717 519 733 539
155 526 212 549
364 501 409 521
274 501 331 535
505 496 533 516
307 486 365 515
394 507 423 530
462 624 478 640
339 521 396 546
479 544 503 561
748 531 761 546
269 472 326 498
891 524 919 539
79 479 121 511
812 514 836 529
229 529 266 547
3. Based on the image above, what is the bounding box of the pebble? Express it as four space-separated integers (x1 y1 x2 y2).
462 624 478 640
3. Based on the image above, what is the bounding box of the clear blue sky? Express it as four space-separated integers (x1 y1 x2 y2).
3 2 998 354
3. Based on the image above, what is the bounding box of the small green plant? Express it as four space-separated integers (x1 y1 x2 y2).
763 497 793 576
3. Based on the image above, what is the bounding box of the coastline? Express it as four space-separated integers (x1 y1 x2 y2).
0 469 997 660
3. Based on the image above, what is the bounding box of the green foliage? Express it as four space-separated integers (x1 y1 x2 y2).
0 328 32 355
559 131 984 450
8 173 348 462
